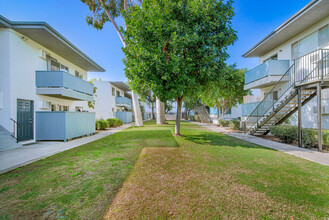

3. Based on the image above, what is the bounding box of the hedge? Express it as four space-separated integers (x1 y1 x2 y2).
107 118 124 127
218 119 229 127
96 119 109 130
269 125 298 144
188 115 201 122
269 125 329 147
229 119 241 130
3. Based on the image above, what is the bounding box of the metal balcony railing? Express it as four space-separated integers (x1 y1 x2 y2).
244 49 329 132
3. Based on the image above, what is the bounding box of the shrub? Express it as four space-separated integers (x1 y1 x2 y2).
302 128 329 148
194 115 201 122
269 125 298 144
229 119 240 130
95 121 100 130
218 119 229 127
96 119 109 130
302 128 317 148
107 118 116 127
107 118 124 127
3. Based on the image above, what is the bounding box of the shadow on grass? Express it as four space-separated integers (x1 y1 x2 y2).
184 131 276 151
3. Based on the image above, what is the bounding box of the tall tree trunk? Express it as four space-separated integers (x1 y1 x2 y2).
217 106 221 119
161 101 166 122
175 97 184 136
132 90 143 126
151 101 155 119
156 97 165 124
100 0 143 127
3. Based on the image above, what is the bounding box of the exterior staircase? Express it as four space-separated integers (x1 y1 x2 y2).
245 49 329 135
0 125 22 152
195 104 211 123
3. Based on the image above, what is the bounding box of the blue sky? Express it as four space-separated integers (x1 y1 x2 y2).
0 0 311 82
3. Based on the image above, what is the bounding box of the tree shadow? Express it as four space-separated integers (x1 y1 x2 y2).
184 131 276 151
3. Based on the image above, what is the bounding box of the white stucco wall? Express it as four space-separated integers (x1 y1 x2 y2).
0 28 11 131
91 81 129 120
0 28 91 137
259 16 329 62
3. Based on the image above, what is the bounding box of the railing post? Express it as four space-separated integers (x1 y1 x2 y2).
321 49 324 80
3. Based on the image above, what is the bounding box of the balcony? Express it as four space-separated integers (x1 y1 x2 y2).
115 96 131 108
244 60 290 90
115 111 133 124
36 111 95 141
36 71 93 102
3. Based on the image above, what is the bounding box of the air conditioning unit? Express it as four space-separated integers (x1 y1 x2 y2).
39 101 51 109
38 49 47 60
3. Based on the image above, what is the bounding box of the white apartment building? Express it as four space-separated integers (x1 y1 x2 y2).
91 81 133 123
0 15 104 147
242 0 329 149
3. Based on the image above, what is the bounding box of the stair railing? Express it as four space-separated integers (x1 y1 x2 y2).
10 118 19 143
244 49 329 133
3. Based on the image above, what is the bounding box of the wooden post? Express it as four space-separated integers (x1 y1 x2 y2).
298 88 302 147
317 83 322 152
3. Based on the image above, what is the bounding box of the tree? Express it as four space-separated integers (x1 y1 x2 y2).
81 0 144 127
202 64 251 119
88 78 98 109
138 89 155 119
183 95 198 120
123 0 237 135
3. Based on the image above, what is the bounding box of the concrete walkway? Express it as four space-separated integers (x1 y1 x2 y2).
190 121 329 167
0 123 133 174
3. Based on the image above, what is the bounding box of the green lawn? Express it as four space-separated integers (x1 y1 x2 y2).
1 121 329 219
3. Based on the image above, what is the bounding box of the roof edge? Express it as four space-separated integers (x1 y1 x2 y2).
242 0 320 58
0 15 105 72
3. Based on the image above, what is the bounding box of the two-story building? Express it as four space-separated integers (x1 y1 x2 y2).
242 0 329 149
0 15 105 148
91 81 133 123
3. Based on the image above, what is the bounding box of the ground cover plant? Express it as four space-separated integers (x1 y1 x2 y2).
1 121 329 219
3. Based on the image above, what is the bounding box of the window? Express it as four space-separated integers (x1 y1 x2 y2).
291 42 298 60
112 88 115 96
75 70 83 79
51 104 56 111
46 55 60 71
298 32 317 57
116 90 120 97
63 106 69 111
75 106 83 112
112 108 115 112
264 54 278 62
60 64 69 72
319 25 329 48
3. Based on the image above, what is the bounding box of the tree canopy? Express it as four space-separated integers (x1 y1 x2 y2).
123 0 237 135
202 64 250 118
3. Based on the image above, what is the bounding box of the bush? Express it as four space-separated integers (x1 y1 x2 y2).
302 128 329 148
96 119 109 130
269 125 298 144
107 118 124 127
229 119 240 130
302 128 317 148
95 121 100 130
194 115 201 122
218 119 229 127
